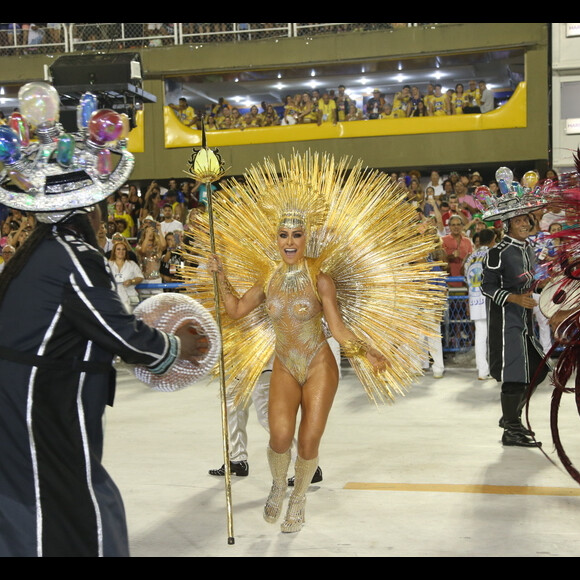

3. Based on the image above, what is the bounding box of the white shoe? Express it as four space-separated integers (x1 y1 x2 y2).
433 371 444 379
478 375 493 380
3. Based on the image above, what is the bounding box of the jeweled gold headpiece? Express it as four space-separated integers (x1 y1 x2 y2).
278 209 306 230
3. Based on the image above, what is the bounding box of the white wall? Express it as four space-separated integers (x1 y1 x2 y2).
551 23 580 174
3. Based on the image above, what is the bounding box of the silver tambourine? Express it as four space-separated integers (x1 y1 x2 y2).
132 293 221 391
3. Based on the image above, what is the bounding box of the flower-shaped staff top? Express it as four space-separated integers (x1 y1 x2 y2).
184 119 227 183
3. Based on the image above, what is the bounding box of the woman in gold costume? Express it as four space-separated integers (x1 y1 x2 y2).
208 212 387 533
182 151 447 533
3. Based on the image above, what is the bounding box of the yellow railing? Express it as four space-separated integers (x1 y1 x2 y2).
126 110 145 153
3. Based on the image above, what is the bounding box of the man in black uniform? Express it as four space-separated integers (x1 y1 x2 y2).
481 188 551 447
0 82 218 557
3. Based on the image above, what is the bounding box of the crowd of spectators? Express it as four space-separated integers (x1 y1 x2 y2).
1 166 561 274
0 165 562 356
400 167 562 240
0 23 431 55
0 23 61 53
0 177 208 310
399 165 566 360
401 165 565 342
170 80 497 132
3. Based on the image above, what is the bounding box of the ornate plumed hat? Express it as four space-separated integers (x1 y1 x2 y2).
0 81 134 223
477 166 548 222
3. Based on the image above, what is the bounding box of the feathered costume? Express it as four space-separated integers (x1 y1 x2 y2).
180 151 447 407
536 149 580 483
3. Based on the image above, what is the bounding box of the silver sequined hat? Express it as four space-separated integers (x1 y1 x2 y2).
0 81 134 223
480 190 547 222
479 166 548 222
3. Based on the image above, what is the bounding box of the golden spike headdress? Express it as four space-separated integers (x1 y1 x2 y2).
244 151 331 256
180 150 447 407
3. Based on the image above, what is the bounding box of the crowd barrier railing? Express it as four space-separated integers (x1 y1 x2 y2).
136 278 475 354
0 23 428 56
136 276 559 358
443 277 472 353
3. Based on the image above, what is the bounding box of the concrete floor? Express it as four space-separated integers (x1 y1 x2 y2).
104 351 580 557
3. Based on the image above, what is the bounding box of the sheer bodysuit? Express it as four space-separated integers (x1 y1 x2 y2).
265 259 327 385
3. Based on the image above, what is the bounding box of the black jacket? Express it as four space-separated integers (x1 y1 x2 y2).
0 228 180 557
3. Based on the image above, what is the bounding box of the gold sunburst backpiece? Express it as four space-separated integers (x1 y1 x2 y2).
179 150 447 407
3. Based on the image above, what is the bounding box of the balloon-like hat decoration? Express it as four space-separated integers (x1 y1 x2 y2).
0 81 134 223
476 166 549 222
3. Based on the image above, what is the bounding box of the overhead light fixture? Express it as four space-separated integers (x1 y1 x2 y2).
358 77 369 85
308 80 319 89
310 69 316 77
274 83 285 90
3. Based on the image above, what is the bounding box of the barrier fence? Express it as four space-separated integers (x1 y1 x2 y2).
136 277 475 354
443 277 472 353
0 23 431 56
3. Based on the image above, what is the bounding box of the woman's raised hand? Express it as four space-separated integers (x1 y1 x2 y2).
207 254 223 274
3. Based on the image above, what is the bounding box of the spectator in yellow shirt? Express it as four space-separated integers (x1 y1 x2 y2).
168 97 197 127
428 84 450 116
391 85 411 118
451 83 467 114
211 97 231 116
113 199 135 238
379 102 394 118
464 80 481 113
317 92 337 125
423 83 436 113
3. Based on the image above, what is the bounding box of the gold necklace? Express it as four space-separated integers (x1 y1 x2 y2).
278 259 309 293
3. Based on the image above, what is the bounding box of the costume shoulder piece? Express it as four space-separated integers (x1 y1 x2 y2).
181 151 447 406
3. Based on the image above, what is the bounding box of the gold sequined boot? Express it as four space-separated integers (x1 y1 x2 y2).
281 455 319 533
263 446 291 523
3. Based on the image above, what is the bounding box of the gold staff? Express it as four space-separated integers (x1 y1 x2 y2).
184 121 234 545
